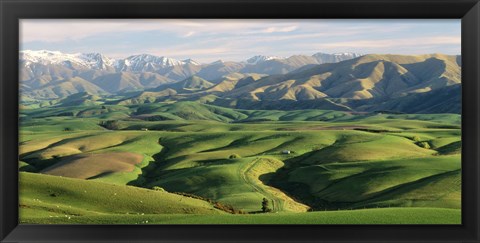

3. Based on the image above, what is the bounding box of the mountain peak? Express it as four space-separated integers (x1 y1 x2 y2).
311 52 362 64
211 60 225 65
20 50 115 70
182 58 200 65
245 55 283 65
117 54 186 72
312 52 361 57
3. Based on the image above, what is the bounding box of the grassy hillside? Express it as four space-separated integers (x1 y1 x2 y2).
20 172 224 223
20 171 459 225
19 53 462 225
20 104 461 213
19 101 461 224
20 101 461 125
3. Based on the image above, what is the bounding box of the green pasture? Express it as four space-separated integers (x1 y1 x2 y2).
19 101 462 224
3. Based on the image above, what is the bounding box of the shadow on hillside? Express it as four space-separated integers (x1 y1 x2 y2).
258 148 362 211
127 138 169 188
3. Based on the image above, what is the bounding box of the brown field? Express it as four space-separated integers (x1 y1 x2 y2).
41 152 144 179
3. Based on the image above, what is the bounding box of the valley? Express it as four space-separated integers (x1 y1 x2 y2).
19 52 462 224
19 101 461 224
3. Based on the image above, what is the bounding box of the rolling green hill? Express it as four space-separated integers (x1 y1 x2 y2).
18 53 462 224
19 172 460 225
20 172 224 224
19 103 461 218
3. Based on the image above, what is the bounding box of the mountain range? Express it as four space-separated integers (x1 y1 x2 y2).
19 50 461 114
20 50 361 99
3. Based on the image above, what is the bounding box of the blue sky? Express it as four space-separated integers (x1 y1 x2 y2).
20 19 460 63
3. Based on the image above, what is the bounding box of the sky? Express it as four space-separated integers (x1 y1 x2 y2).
20 19 461 63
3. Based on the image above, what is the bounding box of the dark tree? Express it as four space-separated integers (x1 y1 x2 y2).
99 120 121 130
261 197 271 213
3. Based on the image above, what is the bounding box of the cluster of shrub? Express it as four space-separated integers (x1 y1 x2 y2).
412 136 431 149
353 128 396 133
98 120 121 130
163 190 247 214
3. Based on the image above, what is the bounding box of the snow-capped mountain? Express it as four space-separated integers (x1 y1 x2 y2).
20 50 200 73
20 50 361 74
244 53 361 66
182 59 200 66
245 55 284 65
19 50 365 99
312 52 362 64
20 50 115 70
116 54 190 72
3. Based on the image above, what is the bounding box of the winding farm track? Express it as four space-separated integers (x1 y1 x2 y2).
240 158 281 212
240 157 309 213
146 138 309 212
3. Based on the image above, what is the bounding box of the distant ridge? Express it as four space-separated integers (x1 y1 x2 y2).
19 51 461 114
20 50 361 98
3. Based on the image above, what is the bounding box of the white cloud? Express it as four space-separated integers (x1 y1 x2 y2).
20 19 460 62
318 36 461 48
20 19 286 43
262 25 298 33
182 31 196 38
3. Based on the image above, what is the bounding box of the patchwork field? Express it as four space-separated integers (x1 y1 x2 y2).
19 102 461 224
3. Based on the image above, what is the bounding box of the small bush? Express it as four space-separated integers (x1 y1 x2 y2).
213 202 247 214
229 154 241 159
173 192 246 214
57 112 75 117
152 186 165 192
417 141 431 149
412 136 421 142
99 120 121 130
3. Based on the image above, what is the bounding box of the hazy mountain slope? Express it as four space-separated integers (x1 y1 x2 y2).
91 72 174 93
196 61 246 80
24 77 107 99
364 84 461 114
20 50 362 99
240 53 362 75
20 62 76 86
153 75 214 93
20 51 461 114
240 55 317 75
223 54 460 102
157 64 202 81
174 76 214 91
205 73 265 93
56 92 102 107
117 89 178 105
312 52 362 64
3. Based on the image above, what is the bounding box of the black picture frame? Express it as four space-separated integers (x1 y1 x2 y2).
1 0 479 242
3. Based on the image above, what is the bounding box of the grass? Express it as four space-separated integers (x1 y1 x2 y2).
20 172 223 217
287 156 460 206
21 207 460 225
19 173 459 225
19 101 462 224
